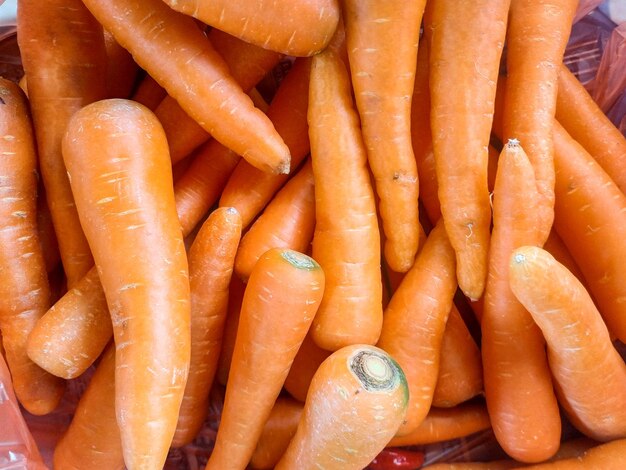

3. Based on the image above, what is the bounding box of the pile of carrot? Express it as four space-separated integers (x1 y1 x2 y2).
4 0 626 468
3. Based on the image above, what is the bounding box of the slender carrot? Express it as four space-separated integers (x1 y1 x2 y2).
173 207 242 448
130 74 167 111
503 0 578 245
425 0 509 300
62 99 191 469
205 248 324 470
482 140 561 463
81 0 291 174
161 0 340 57
308 48 382 351
275 344 408 470
215 276 245 386
343 0 424 272
234 159 315 281
509 246 626 441
17 0 107 287
36 187 61 273
103 28 138 99
52 344 124 470
520 438 626 469
283 331 331 403
0 78 65 415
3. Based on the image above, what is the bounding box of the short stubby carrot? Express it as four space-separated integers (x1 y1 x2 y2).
62 99 191 470
275 344 408 470
308 48 382 351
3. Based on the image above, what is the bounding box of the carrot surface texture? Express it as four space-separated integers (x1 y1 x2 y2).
206 248 324 470
81 0 291 175
0 78 64 415
509 246 626 442
308 47 382 351
343 0 424 273
520 438 626 469
425 0 510 300
275 344 408 470
62 99 191 470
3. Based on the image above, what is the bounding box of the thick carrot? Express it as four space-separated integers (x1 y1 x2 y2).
173 207 242 447
62 99 190 469
377 218 457 435
503 0 578 244
0 78 64 415
130 74 167 111
206 248 324 470
275 344 408 470
520 438 626 469
81 0 290 174
234 159 315 281
52 344 124 470
283 331 331 403
17 0 107 287
481 140 561 462
308 48 382 351
509 246 626 441
219 57 312 228
556 63 626 194
425 0 509 300
103 28 138 100
215 276 245 386
161 0 339 57
343 0 423 272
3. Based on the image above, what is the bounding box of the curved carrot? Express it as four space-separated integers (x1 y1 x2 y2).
425 0 509 300
520 438 626 469
234 159 315 281
162 0 339 57
482 140 561 462
130 74 167 111
377 218 457 435
275 344 408 470
0 78 64 415
206 248 324 470
509 246 626 442
81 0 291 174
215 276 246 386
283 332 331 403
62 99 191 469
52 344 124 470
17 0 107 286
503 0 577 245
343 0 423 272
308 48 382 351
103 28 138 99
173 207 242 447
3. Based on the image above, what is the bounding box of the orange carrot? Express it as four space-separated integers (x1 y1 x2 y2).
62 99 190 469
425 0 509 300
543 229 586 286
275 344 408 470
520 438 626 469
103 28 138 99
0 78 65 415
308 48 382 351
234 159 315 281
81 0 290 174
161 0 340 57
17 0 107 287
215 276 246 386
509 246 626 442
173 207 242 447
36 187 61 273
283 332 331 403
343 0 424 272
130 74 166 111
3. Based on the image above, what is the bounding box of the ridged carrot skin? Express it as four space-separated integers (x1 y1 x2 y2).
62 99 191 470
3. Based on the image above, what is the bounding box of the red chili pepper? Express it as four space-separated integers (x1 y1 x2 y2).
367 447 425 470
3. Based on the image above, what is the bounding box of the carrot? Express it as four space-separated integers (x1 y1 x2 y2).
543 229 586 286
388 400 491 447
234 159 315 281
0 78 65 415
552 121 626 342
275 344 408 470
425 0 509 300
481 140 561 462
103 28 138 99
308 48 382 351
520 438 626 469
62 99 191 469
250 397 304 470
81 0 291 175
509 246 626 441
173 207 242 447
421 461 519 469
17 0 107 287
36 187 61 273
556 63 626 194
215 276 246 386
283 331 331 403
130 74 167 111
52 343 124 470
161 0 339 57
343 0 424 272
433 304 483 408
377 218 457 435
206 248 324 470
219 57 312 228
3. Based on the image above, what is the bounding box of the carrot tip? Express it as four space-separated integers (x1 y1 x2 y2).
280 249 319 270
277 158 291 175
507 138 521 148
